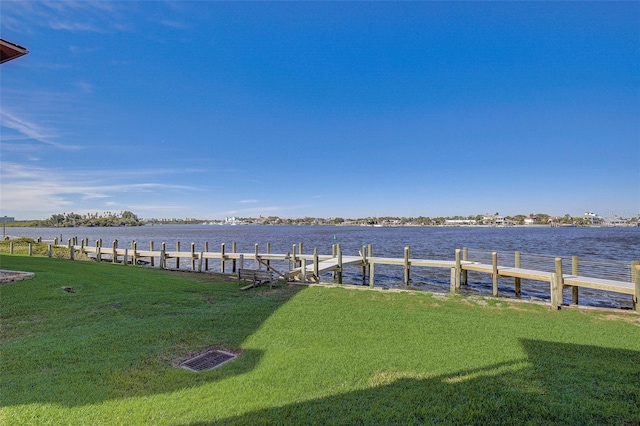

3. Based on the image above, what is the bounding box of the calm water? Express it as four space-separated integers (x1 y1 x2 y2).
6 225 640 309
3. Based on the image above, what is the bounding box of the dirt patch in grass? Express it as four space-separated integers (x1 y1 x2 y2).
0 270 35 283
592 313 640 327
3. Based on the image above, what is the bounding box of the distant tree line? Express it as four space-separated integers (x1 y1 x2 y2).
32 211 143 227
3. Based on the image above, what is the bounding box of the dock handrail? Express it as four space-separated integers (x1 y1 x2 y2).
9 236 637 311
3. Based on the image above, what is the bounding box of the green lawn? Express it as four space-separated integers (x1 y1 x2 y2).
1 254 639 425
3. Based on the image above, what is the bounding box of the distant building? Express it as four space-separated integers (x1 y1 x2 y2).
602 216 630 227
482 214 510 226
583 212 602 225
0 217 15 223
524 217 539 225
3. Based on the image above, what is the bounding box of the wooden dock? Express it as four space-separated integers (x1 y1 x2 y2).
29 237 640 311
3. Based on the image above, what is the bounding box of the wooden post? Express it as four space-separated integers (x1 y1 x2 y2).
150 241 155 267
69 239 75 261
238 254 244 271
160 242 166 270
361 245 367 285
550 257 564 309
336 244 343 284
176 241 181 269
266 242 271 268
220 243 226 273
123 248 128 266
403 246 410 288
132 241 137 266
313 248 319 281
254 243 259 261
454 248 461 291
450 268 457 294
299 242 303 263
232 242 237 273
572 256 579 305
462 247 468 285
331 244 336 281
292 244 297 271
8 241 13 254
301 258 307 283
28 243 33 256
48 244 52 257
514 251 521 298
492 252 498 297
369 261 375 288
632 261 639 311
367 244 373 286
204 241 209 271
198 252 204 272
190 243 196 270
96 240 102 262
112 240 118 263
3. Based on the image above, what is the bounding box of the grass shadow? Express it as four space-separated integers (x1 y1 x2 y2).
0 255 302 407
192 339 640 425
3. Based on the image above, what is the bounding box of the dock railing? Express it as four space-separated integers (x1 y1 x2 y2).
9 236 638 311
462 247 637 309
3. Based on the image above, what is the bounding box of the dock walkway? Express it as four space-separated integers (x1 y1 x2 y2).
26 236 639 311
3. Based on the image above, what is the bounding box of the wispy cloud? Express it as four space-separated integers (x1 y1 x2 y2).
1 0 129 34
158 19 189 30
49 21 105 32
239 199 259 204
76 81 94 94
0 163 199 217
0 109 79 149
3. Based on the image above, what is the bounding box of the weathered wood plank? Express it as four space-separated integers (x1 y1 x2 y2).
563 275 635 295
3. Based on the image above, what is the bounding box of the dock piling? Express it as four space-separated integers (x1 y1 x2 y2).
404 246 410 288
462 247 468 285
313 248 319 281
454 248 461 291
550 258 564 309
514 251 521 297
220 243 226 273
336 244 343 284
492 252 498 296
572 256 579 304
132 241 137 266
232 242 237 272
632 261 639 311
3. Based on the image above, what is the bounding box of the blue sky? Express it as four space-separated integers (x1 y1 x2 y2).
1 1 638 220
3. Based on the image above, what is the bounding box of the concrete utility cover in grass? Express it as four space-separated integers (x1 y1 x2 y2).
180 350 237 372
